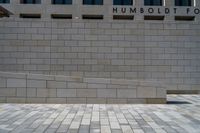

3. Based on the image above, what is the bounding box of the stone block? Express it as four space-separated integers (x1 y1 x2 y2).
0 78 6 87
26 98 46 103
27 74 54 80
97 89 116 98
68 83 87 89
55 76 83 82
7 98 26 103
107 99 127 104
27 80 46 88
0 88 16 97
0 97 6 103
146 98 166 104
111 60 124 65
27 88 36 97
47 81 67 89
67 98 86 104
87 98 106 104
117 89 136 98
127 99 146 104
7 79 26 88
84 78 110 84
137 87 157 98
156 88 166 98
57 89 76 97
77 89 97 98
37 89 56 98
46 98 67 104
88 84 107 89
111 79 138 86
107 84 128 89
17 88 26 97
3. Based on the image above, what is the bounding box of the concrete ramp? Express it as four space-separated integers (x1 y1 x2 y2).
0 72 166 104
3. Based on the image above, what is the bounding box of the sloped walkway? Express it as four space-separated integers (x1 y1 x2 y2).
0 95 200 133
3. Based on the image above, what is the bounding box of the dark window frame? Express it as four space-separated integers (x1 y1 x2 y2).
83 0 103 5
113 0 133 5
52 0 72 4
144 0 163 6
0 0 10 3
20 0 41 4
175 0 192 6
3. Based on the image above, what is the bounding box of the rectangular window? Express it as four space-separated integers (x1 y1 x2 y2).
52 0 72 4
175 16 195 21
113 0 133 5
20 14 41 18
51 14 72 19
113 15 134 20
20 0 41 4
83 0 103 5
0 0 9 3
82 14 103 19
144 0 162 6
144 15 164 20
175 0 191 6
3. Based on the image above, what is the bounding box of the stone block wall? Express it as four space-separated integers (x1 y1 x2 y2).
0 72 166 104
0 0 200 103
0 18 200 92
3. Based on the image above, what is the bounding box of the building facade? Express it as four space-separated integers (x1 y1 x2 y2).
0 0 200 103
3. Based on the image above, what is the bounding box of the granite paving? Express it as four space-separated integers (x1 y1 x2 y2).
0 95 200 133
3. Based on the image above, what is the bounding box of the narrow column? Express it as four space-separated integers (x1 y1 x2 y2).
104 0 112 21
73 0 82 21
12 0 19 4
164 0 174 21
195 0 200 21
134 0 143 20
42 0 51 20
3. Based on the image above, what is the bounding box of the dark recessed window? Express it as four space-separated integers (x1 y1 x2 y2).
144 15 164 20
113 15 134 20
0 0 10 3
144 0 162 6
51 14 72 19
20 14 41 18
52 0 72 4
175 16 195 21
83 0 103 5
82 14 103 19
175 0 191 6
20 0 41 4
113 0 133 5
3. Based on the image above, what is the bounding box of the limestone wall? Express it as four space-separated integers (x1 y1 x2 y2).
0 0 200 96
0 18 200 91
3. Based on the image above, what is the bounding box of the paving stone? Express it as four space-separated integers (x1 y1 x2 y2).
0 95 199 133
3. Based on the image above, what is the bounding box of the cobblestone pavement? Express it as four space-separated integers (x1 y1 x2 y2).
0 95 200 133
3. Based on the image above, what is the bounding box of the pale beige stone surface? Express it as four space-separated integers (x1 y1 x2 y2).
7 79 26 88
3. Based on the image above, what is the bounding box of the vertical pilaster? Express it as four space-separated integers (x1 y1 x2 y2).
104 0 112 21
134 0 143 20
195 0 200 21
196 0 200 7
164 0 174 21
42 0 51 20
12 0 19 4
73 0 82 20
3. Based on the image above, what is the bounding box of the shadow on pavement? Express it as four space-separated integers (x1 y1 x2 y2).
167 101 192 104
